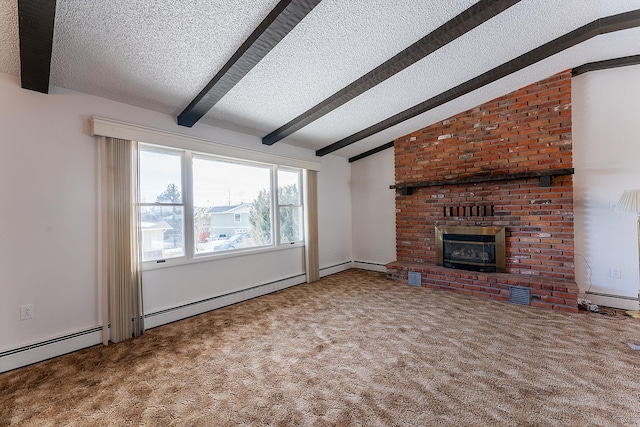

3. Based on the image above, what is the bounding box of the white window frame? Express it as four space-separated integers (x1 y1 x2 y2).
139 144 189 262
140 144 305 268
276 167 304 246
191 152 275 257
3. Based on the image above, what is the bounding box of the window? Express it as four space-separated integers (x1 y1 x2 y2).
139 147 185 262
139 143 304 263
193 156 272 254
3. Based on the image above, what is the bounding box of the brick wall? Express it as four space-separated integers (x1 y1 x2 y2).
393 70 574 279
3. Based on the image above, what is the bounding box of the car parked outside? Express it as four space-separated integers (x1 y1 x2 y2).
205 233 228 242
213 234 246 251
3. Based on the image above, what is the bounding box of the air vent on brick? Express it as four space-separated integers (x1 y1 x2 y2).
443 205 494 217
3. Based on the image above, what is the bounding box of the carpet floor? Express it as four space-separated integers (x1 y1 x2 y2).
1 269 640 426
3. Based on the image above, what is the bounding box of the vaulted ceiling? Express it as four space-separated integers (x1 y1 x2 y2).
2 0 640 160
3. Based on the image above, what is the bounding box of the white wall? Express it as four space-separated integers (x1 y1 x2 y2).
573 64 640 310
1 76 101 364
0 73 352 372
350 148 396 272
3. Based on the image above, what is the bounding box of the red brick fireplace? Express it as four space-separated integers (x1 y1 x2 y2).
386 70 579 312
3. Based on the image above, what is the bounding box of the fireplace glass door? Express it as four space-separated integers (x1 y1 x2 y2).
443 234 496 271
435 225 505 272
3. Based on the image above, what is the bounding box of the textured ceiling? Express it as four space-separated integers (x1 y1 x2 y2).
50 0 282 116
0 0 19 76
3 0 640 158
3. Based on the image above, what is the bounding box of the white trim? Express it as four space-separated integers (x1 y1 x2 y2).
90 116 321 171
142 242 304 270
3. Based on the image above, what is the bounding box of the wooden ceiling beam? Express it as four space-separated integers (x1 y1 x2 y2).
316 9 640 157
262 0 521 146
18 0 57 93
572 54 640 77
178 0 322 128
348 142 393 163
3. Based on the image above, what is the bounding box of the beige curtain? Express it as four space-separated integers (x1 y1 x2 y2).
304 170 320 283
100 137 144 344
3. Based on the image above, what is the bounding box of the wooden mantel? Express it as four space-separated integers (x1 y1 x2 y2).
390 168 574 195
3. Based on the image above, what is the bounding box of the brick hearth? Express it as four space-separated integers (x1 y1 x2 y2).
386 261 579 312
387 70 579 312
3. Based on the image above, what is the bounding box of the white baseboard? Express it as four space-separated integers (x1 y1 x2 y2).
353 261 388 272
144 274 306 329
585 291 639 311
320 261 353 277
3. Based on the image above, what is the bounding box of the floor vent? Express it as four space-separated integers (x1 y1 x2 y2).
509 286 531 305
408 272 422 286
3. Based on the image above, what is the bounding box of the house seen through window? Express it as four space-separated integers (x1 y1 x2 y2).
277 168 303 244
139 144 304 263
139 147 185 262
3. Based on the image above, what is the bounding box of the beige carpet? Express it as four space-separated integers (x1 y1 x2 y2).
2 269 640 426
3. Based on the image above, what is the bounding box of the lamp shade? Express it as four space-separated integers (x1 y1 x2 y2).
616 189 640 213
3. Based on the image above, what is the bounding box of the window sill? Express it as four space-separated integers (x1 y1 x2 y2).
142 241 305 271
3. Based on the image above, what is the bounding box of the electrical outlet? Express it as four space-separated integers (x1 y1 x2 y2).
610 267 622 278
20 304 34 320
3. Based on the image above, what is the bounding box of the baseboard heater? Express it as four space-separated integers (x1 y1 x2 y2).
1 273 308 372
146 273 307 320
585 291 638 301
0 327 102 359
353 261 386 267
320 261 353 272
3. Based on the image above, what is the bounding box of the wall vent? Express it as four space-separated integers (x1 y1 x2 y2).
408 272 422 286
509 286 531 305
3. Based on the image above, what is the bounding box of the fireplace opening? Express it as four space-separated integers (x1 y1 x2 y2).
435 226 505 272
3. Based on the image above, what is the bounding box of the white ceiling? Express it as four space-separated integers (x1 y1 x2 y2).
2 0 640 158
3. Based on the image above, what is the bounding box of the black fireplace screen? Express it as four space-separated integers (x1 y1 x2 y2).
443 234 496 271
